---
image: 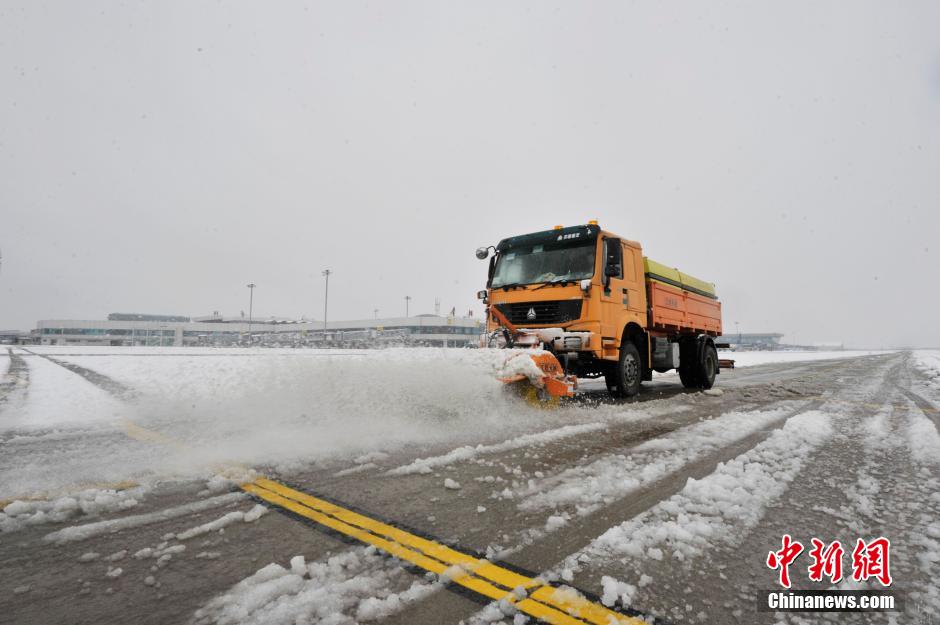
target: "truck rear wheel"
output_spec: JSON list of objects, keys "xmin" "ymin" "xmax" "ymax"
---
[
  {"xmin": 607, "ymin": 342, "xmax": 641, "ymax": 398},
  {"xmin": 678, "ymin": 339, "xmax": 717, "ymax": 390},
  {"xmin": 678, "ymin": 339, "xmax": 699, "ymax": 389},
  {"xmin": 699, "ymin": 344, "xmax": 718, "ymax": 390}
]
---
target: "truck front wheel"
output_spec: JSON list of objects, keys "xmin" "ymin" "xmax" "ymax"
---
[{"xmin": 607, "ymin": 342, "xmax": 641, "ymax": 398}]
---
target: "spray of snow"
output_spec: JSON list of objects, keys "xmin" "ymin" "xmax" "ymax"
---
[
  {"xmin": 2, "ymin": 348, "xmax": 582, "ymax": 501},
  {"xmin": 2, "ymin": 346, "xmax": 690, "ymax": 519}
]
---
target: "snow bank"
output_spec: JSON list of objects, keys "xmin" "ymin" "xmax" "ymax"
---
[{"xmin": 193, "ymin": 546, "xmax": 438, "ymax": 625}]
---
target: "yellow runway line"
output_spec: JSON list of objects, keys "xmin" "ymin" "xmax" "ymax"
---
[
  {"xmin": 244, "ymin": 478, "xmax": 645, "ymax": 625},
  {"xmin": 119, "ymin": 417, "xmax": 188, "ymax": 449}
]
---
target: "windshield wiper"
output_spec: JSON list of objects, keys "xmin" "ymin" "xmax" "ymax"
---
[
  {"xmin": 534, "ymin": 278, "xmax": 572, "ymax": 290},
  {"xmin": 496, "ymin": 283, "xmax": 528, "ymax": 291}
]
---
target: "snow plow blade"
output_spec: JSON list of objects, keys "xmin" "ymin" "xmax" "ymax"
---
[{"xmin": 497, "ymin": 352, "xmax": 577, "ymax": 405}]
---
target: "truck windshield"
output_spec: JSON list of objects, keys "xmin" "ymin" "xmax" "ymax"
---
[{"xmin": 491, "ymin": 240, "xmax": 596, "ymax": 287}]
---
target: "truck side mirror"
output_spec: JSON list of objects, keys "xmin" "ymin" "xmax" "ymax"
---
[{"xmin": 603, "ymin": 238, "xmax": 622, "ymax": 281}]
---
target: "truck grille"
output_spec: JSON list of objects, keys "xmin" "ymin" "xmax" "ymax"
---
[{"xmin": 495, "ymin": 300, "xmax": 583, "ymax": 325}]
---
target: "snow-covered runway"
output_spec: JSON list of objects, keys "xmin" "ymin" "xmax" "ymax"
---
[{"xmin": 1, "ymin": 347, "xmax": 937, "ymax": 624}]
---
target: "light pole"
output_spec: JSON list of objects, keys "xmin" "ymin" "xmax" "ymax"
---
[
  {"xmin": 735, "ymin": 321, "xmax": 741, "ymax": 346},
  {"xmin": 246, "ymin": 283, "xmax": 256, "ymax": 345},
  {"xmin": 404, "ymin": 295, "xmax": 411, "ymax": 317},
  {"xmin": 374, "ymin": 308, "xmax": 379, "ymax": 320},
  {"xmin": 322, "ymin": 269, "xmax": 332, "ymax": 334}
]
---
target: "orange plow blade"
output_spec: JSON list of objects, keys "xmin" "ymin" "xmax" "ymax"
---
[{"xmin": 497, "ymin": 351, "xmax": 577, "ymax": 405}]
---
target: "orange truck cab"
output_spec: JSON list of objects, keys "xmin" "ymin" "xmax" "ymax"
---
[{"xmin": 476, "ymin": 222, "xmax": 724, "ymax": 397}]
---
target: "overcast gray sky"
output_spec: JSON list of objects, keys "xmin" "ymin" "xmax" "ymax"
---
[{"xmin": 1, "ymin": 1, "xmax": 938, "ymax": 347}]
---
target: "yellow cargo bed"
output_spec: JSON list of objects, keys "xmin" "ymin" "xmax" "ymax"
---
[{"xmin": 643, "ymin": 258, "xmax": 716, "ymax": 298}]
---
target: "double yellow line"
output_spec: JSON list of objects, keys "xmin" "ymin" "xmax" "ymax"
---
[{"xmin": 244, "ymin": 477, "xmax": 643, "ymax": 625}]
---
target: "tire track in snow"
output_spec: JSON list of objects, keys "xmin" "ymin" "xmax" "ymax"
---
[
  {"xmin": 504, "ymin": 399, "xmax": 825, "ymax": 572},
  {"xmin": 20, "ymin": 348, "xmax": 138, "ymax": 401},
  {"xmin": 898, "ymin": 387, "xmax": 940, "ymax": 433},
  {"xmin": 549, "ymin": 409, "xmax": 837, "ymax": 625},
  {"xmin": 0, "ymin": 348, "xmax": 30, "ymax": 407},
  {"xmin": 385, "ymin": 399, "xmax": 827, "ymax": 625},
  {"xmin": 534, "ymin": 354, "xmax": 907, "ymax": 625},
  {"xmin": 772, "ymin": 357, "xmax": 940, "ymax": 623},
  {"xmin": 851, "ymin": 395, "xmax": 940, "ymax": 621}
]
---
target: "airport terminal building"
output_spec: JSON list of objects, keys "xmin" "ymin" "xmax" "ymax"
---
[
  {"xmin": 716, "ymin": 332, "xmax": 784, "ymax": 350},
  {"xmin": 35, "ymin": 313, "xmax": 483, "ymax": 348}
]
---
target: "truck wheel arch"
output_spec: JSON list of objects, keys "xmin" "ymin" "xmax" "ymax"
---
[{"xmin": 621, "ymin": 322, "xmax": 650, "ymax": 380}]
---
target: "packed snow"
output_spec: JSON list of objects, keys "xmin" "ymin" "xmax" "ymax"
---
[{"xmin": 193, "ymin": 546, "xmax": 439, "ymax": 625}]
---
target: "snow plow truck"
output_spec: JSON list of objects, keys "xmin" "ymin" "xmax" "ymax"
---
[{"xmin": 476, "ymin": 221, "xmax": 725, "ymax": 401}]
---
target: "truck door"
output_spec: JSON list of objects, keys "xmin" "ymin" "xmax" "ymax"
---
[
  {"xmin": 620, "ymin": 242, "xmax": 646, "ymax": 317},
  {"xmin": 599, "ymin": 237, "xmax": 627, "ymax": 341}
]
